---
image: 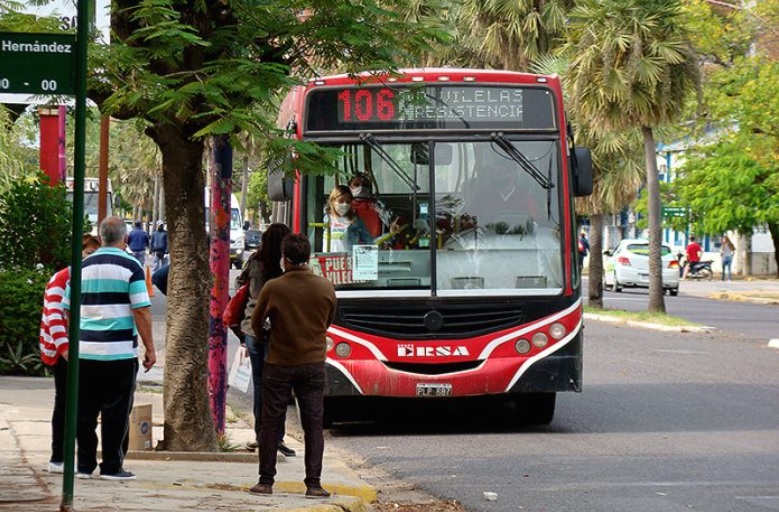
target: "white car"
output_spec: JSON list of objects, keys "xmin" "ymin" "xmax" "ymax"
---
[{"xmin": 603, "ymin": 239, "xmax": 681, "ymax": 296}]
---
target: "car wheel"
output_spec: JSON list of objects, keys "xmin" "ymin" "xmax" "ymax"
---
[
  {"xmin": 669, "ymin": 287, "xmax": 679, "ymax": 296},
  {"xmin": 613, "ymin": 272, "xmax": 622, "ymax": 292}
]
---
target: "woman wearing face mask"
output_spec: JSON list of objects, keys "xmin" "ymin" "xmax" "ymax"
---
[
  {"xmin": 348, "ymin": 174, "xmax": 386, "ymax": 237},
  {"xmin": 324, "ymin": 185, "xmax": 373, "ymax": 252},
  {"xmin": 235, "ymin": 223, "xmax": 296, "ymax": 457}
]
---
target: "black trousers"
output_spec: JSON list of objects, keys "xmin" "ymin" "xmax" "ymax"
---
[
  {"xmin": 77, "ymin": 358, "xmax": 137, "ymax": 475},
  {"xmin": 258, "ymin": 362, "xmax": 325, "ymax": 487},
  {"xmin": 50, "ymin": 357, "xmax": 68, "ymax": 463}
]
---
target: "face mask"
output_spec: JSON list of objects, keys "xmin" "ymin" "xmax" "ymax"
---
[
  {"xmin": 350, "ymin": 186, "xmax": 364, "ymax": 197},
  {"xmin": 334, "ymin": 203, "xmax": 351, "ymax": 216},
  {"xmin": 279, "ymin": 257, "xmax": 285, "ymax": 273}
]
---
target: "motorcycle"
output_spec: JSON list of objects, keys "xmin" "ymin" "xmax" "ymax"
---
[{"xmin": 685, "ymin": 260, "xmax": 714, "ymax": 280}]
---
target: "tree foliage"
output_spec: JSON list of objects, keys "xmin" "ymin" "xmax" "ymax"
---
[
  {"xmin": 675, "ymin": 139, "xmax": 778, "ymax": 235},
  {"xmin": 0, "ymin": 173, "xmax": 72, "ymax": 271}
]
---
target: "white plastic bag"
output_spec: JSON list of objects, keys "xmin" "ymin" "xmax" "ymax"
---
[{"xmin": 228, "ymin": 346, "xmax": 252, "ymax": 393}]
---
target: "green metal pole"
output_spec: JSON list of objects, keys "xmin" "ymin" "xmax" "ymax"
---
[{"xmin": 60, "ymin": 0, "xmax": 89, "ymax": 509}]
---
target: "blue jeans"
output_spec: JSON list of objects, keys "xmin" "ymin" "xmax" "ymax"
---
[
  {"xmin": 722, "ymin": 256, "xmax": 733, "ymax": 281},
  {"xmin": 244, "ymin": 335, "xmax": 285, "ymax": 443}
]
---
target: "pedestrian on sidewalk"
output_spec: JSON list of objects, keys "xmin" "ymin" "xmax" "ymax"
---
[
  {"xmin": 150, "ymin": 220, "xmax": 168, "ymax": 272},
  {"xmin": 128, "ymin": 220, "xmax": 149, "ymax": 266},
  {"xmin": 235, "ymin": 222, "xmax": 297, "ymax": 457},
  {"xmin": 63, "ymin": 216, "xmax": 157, "ymax": 481},
  {"xmin": 39, "ymin": 234, "xmax": 101, "ymax": 474},
  {"xmin": 249, "ymin": 233, "xmax": 336, "ymax": 498},
  {"xmin": 720, "ymin": 235, "xmax": 735, "ymax": 282},
  {"xmin": 578, "ymin": 230, "xmax": 590, "ymax": 274}
]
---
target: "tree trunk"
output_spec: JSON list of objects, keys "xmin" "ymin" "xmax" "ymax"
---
[
  {"xmin": 150, "ymin": 123, "xmax": 217, "ymax": 451},
  {"xmin": 642, "ymin": 126, "xmax": 666, "ymax": 314},
  {"xmin": 768, "ymin": 221, "xmax": 779, "ymax": 278},
  {"xmin": 587, "ymin": 213, "xmax": 604, "ymax": 309}
]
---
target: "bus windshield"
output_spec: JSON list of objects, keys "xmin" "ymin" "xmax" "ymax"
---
[{"xmin": 304, "ymin": 139, "xmax": 563, "ymax": 296}]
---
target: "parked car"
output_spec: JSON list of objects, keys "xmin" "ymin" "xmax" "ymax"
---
[
  {"xmin": 603, "ymin": 239, "xmax": 680, "ymax": 296},
  {"xmin": 244, "ymin": 229, "xmax": 262, "ymax": 251}
]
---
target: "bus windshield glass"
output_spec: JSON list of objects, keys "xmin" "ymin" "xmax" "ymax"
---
[{"xmin": 304, "ymin": 139, "xmax": 563, "ymax": 296}]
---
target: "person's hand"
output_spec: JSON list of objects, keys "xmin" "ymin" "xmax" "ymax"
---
[
  {"xmin": 390, "ymin": 217, "xmax": 401, "ymax": 234},
  {"xmin": 142, "ymin": 347, "xmax": 157, "ymax": 372}
]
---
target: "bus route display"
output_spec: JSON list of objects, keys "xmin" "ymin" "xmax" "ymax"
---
[{"xmin": 305, "ymin": 84, "xmax": 557, "ymax": 132}]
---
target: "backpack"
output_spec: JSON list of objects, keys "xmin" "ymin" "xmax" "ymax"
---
[{"xmin": 578, "ymin": 240, "xmax": 585, "ymax": 254}]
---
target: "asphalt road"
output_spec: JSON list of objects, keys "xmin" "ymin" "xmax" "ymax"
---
[
  {"xmin": 325, "ymin": 321, "xmax": 779, "ymax": 512},
  {"xmin": 580, "ymin": 276, "xmax": 779, "ymax": 342}
]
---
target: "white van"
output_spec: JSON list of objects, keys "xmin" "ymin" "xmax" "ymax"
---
[{"xmin": 204, "ymin": 188, "xmax": 244, "ymax": 269}]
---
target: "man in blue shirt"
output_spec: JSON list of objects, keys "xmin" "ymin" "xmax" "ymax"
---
[
  {"xmin": 127, "ymin": 220, "xmax": 149, "ymax": 266},
  {"xmin": 64, "ymin": 216, "xmax": 156, "ymax": 480}
]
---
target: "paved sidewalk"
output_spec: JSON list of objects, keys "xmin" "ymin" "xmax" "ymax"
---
[{"xmin": 0, "ymin": 376, "xmax": 375, "ymax": 511}]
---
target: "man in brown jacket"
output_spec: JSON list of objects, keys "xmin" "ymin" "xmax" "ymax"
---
[{"xmin": 249, "ymin": 233, "xmax": 337, "ymax": 499}]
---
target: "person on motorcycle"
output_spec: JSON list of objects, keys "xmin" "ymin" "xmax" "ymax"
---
[{"xmin": 682, "ymin": 236, "xmax": 703, "ymax": 280}]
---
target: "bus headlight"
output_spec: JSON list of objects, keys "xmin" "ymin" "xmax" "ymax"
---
[
  {"xmin": 549, "ymin": 322, "xmax": 566, "ymax": 340},
  {"xmin": 325, "ymin": 336, "xmax": 334, "ymax": 352},
  {"xmin": 514, "ymin": 339, "xmax": 531, "ymax": 354},
  {"xmin": 532, "ymin": 332, "xmax": 549, "ymax": 348},
  {"xmin": 334, "ymin": 342, "xmax": 352, "ymax": 358}
]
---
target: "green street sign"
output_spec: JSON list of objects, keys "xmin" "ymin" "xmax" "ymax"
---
[
  {"xmin": 0, "ymin": 32, "xmax": 76, "ymax": 95},
  {"xmin": 662, "ymin": 206, "xmax": 688, "ymax": 218}
]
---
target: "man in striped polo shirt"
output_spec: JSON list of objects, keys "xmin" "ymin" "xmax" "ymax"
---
[{"xmin": 64, "ymin": 216, "xmax": 156, "ymax": 480}]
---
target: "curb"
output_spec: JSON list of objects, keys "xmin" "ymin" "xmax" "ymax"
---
[
  {"xmin": 706, "ymin": 291, "xmax": 779, "ymax": 305},
  {"xmin": 125, "ymin": 449, "xmax": 261, "ymax": 463},
  {"xmin": 584, "ymin": 313, "xmax": 714, "ymax": 333}
]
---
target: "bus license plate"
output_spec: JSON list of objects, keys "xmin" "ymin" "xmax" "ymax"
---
[{"xmin": 416, "ymin": 384, "xmax": 452, "ymax": 397}]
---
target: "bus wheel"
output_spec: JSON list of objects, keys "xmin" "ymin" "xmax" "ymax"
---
[{"xmin": 515, "ymin": 393, "xmax": 556, "ymax": 425}]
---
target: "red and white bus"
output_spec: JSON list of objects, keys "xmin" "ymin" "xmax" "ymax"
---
[{"xmin": 270, "ymin": 68, "xmax": 592, "ymax": 425}]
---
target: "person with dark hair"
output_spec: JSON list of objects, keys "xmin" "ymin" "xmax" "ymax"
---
[
  {"xmin": 682, "ymin": 235, "xmax": 703, "ymax": 280},
  {"xmin": 348, "ymin": 173, "xmax": 386, "ymax": 237},
  {"xmin": 236, "ymin": 223, "xmax": 296, "ymax": 457},
  {"xmin": 127, "ymin": 220, "xmax": 149, "ymax": 266},
  {"xmin": 249, "ymin": 233, "xmax": 337, "ymax": 499},
  {"xmin": 39, "ymin": 234, "xmax": 101, "ymax": 474},
  {"xmin": 63, "ymin": 216, "xmax": 156, "ymax": 480},
  {"xmin": 150, "ymin": 220, "xmax": 168, "ymax": 272}
]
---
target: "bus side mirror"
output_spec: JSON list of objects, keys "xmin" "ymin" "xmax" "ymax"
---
[
  {"xmin": 573, "ymin": 147, "xmax": 593, "ymax": 197},
  {"xmin": 267, "ymin": 158, "xmax": 294, "ymax": 202}
]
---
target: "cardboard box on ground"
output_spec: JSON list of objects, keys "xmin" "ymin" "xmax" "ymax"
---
[{"xmin": 129, "ymin": 404, "xmax": 153, "ymax": 451}]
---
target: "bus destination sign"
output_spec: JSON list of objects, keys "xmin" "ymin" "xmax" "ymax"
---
[
  {"xmin": 0, "ymin": 32, "xmax": 76, "ymax": 95},
  {"xmin": 305, "ymin": 85, "xmax": 556, "ymax": 132}
]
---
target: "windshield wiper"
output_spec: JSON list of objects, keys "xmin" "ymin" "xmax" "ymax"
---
[
  {"xmin": 491, "ymin": 132, "xmax": 555, "ymax": 190},
  {"xmin": 360, "ymin": 134, "xmax": 420, "ymax": 191}
]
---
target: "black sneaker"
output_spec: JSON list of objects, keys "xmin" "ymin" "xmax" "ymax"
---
[
  {"xmin": 277, "ymin": 442, "xmax": 296, "ymax": 457},
  {"xmin": 99, "ymin": 469, "xmax": 136, "ymax": 481}
]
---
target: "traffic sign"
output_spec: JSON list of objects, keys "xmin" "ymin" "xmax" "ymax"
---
[
  {"xmin": 662, "ymin": 206, "xmax": 688, "ymax": 218},
  {"xmin": 0, "ymin": 32, "xmax": 76, "ymax": 95}
]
